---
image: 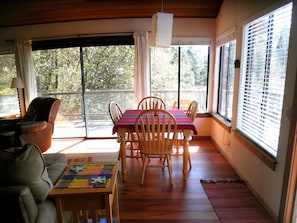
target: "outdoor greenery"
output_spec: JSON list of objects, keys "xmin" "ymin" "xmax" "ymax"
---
[
  {"xmin": 32, "ymin": 44, "xmax": 209, "ymax": 121},
  {"xmin": 33, "ymin": 45, "xmax": 135, "ymax": 121},
  {"xmin": 0, "ymin": 43, "xmax": 209, "ymax": 136},
  {"xmin": 0, "ymin": 54, "xmax": 19, "ymax": 115},
  {"xmin": 151, "ymin": 45, "xmax": 209, "ymax": 108},
  {"xmin": 0, "ymin": 54, "xmax": 16, "ymax": 96}
]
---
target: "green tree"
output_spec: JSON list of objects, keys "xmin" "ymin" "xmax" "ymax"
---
[{"xmin": 0, "ymin": 54, "xmax": 16, "ymax": 95}]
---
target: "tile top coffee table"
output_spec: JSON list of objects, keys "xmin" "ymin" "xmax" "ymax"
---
[{"xmin": 49, "ymin": 161, "xmax": 119, "ymax": 223}]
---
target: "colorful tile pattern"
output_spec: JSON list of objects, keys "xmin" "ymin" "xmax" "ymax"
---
[{"xmin": 55, "ymin": 164, "xmax": 116, "ymax": 188}]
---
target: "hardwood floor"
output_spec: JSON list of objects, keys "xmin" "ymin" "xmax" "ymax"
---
[
  {"xmin": 48, "ymin": 138, "xmax": 239, "ymax": 222},
  {"xmin": 117, "ymin": 139, "xmax": 239, "ymax": 223}
]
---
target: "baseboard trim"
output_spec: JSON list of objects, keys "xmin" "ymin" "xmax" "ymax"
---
[{"xmin": 192, "ymin": 135, "xmax": 210, "ymax": 140}]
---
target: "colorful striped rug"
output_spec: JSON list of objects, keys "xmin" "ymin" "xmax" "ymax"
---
[{"xmin": 201, "ymin": 179, "xmax": 275, "ymax": 223}]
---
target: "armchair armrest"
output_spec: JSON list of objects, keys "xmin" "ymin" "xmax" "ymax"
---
[
  {"xmin": 19, "ymin": 121, "xmax": 48, "ymax": 134},
  {"xmin": 0, "ymin": 118, "xmax": 21, "ymax": 132},
  {"xmin": 0, "ymin": 186, "xmax": 38, "ymax": 223}
]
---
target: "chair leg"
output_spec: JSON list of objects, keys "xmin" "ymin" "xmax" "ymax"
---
[
  {"xmin": 188, "ymin": 154, "xmax": 192, "ymax": 169},
  {"xmin": 166, "ymin": 155, "xmax": 173, "ymax": 185},
  {"xmin": 140, "ymin": 155, "xmax": 148, "ymax": 186},
  {"xmin": 132, "ymin": 142, "xmax": 140, "ymax": 159},
  {"xmin": 162, "ymin": 155, "xmax": 166, "ymax": 170},
  {"xmin": 175, "ymin": 140, "xmax": 180, "ymax": 154},
  {"xmin": 117, "ymin": 148, "xmax": 121, "ymax": 161}
]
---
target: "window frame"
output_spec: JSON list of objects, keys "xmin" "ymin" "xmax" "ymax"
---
[
  {"xmin": 0, "ymin": 53, "xmax": 20, "ymax": 117},
  {"xmin": 150, "ymin": 43, "xmax": 210, "ymax": 112},
  {"xmin": 236, "ymin": 2, "xmax": 293, "ymax": 158},
  {"xmin": 217, "ymin": 39, "xmax": 236, "ymax": 122},
  {"xmin": 32, "ymin": 35, "xmax": 135, "ymax": 138}
]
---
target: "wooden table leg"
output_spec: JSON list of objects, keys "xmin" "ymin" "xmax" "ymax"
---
[
  {"xmin": 113, "ymin": 183, "xmax": 120, "ymax": 222},
  {"xmin": 55, "ymin": 197, "xmax": 65, "ymax": 223},
  {"xmin": 183, "ymin": 130, "xmax": 192, "ymax": 181},
  {"xmin": 118, "ymin": 128, "xmax": 127, "ymax": 182},
  {"xmin": 105, "ymin": 194, "xmax": 113, "ymax": 223}
]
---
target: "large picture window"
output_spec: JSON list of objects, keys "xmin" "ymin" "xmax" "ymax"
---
[
  {"xmin": 31, "ymin": 37, "xmax": 209, "ymax": 138},
  {"xmin": 237, "ymin": 2, "xmax": 292, "ymax": 157},
  {"xmin": 0, "ymin": 53, "xmax": 20, "ymax": 117},
  {"xmin": 150, "ymin": 45, "xmax": 209, "ymax": 111}
]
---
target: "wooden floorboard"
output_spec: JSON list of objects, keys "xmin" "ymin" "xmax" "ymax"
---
[
  {"xmin": 117, "ymin": 139, "xmax": 238, "ymax": 223},
  {"xmin": 49, "ymin": 138, "xmax": 239, "ymax": 222}
]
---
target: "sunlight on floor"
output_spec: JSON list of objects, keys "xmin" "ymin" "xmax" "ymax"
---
[
  {"xmin": 46, "ymin": 138, "xmax": 199, "ymax": 156},
  {"xmin": 172, "ymin": 145, "xmax": 200, "ymax": 154},
  {"xmin": 45, "ymin": 138, "xmax": 120, "ymax": 154},
  {"xmin": 189, "ymin": 145, "xmax": 200, "ymax": 152}
]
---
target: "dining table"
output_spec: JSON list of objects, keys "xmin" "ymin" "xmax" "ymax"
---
[{"xmin": 113, "ymin": 109, "xmax": 198, "ymax": 182}]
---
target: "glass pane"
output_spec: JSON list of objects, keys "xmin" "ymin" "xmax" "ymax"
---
[
  {"xmin": 33, "ymin": 48, "xmax": 85, "ymax": 138},
  {"xmin": 180, "ymin": 45, "xmax": 209, "ymax": 112},
  {"xmin": 150, "ymin": 47, "xmax": 178, "ymax": 108},
  {"xmin": 0, "ymin": 53, "xmax": 20, "ymax": 117},
  {"xmin": 150, "ymin": 45, "xmax": 209, "ymax": 111},
  {"xmin": 218, "ymin": 40, "xmax": 236, "ymax": 121},
  {"xmin": 82, "ymin": 45, "xmax": 135, "ymax": 137}
]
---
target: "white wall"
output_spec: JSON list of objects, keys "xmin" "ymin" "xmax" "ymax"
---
[
  {"xmin": 213, "ymin": 0, "xmax": 297, "ymax": 220},
  {"xmin": 0, "ymin": 18, "xmax": 215, "ymax": 53}
]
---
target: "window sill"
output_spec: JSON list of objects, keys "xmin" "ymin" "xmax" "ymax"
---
[
  {"xmin": 211, "ymin": 113, "xmax": 231, "ymax": 132},
  {"xmin": 234, "ymin": 130, "xmax": 277, "ymax": 171}
]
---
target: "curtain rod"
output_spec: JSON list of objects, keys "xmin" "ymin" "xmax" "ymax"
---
[{"xmin": 6, "ymin": 32, "xmax": 135, "ymax": 43}]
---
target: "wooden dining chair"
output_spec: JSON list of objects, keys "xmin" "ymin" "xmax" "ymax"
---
[
  {"xmin": 172, "ymin": 99, "xmax": 193, "ymax": 110},
  {"xmin": 108, "ymin": 101, "xmax": 140, "ymax": 160},
  {"xmin": 134, "ymin": 109, "xmax": 177, "ymax": 185},
  {"xmin": 173, "ymin": 100, "xmax": 198, "ymax": 169},
  {"xmin": 137, "ymin": 96, "xmax": 167, "ymax": 163},
  {"xmin": 137, "ymin": 96, "xmax": 166, "ymax": 110}
]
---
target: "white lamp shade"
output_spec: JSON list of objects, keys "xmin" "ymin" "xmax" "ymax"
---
[
  {"xmin": 11, "ymin": 77, "xmax": 24, "ymax": 88},
  {"xmin": 151, "ymin": 12, "xmax": 173, "ymax": 48}
]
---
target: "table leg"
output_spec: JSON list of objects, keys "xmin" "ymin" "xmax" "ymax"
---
[
  {"xmin": 118, "ymin": 128, "xmax": 127, "ymax": 182},
  {"xmin": 55, "ymin": 197, "xmax": 65, "ymax": 223},
  {"xmin": 105, "ymin": 194, "xmax": 113, "ymax": 223},
  {"xmin": 113, "ymin": 183, "xmax": 120, "ymax": 222},
  {"xmin": 183, "ymin": 130, "xmax": 191, "ymax": 181}
]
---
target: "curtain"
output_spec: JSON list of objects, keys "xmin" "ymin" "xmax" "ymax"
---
[
  {"xmin": 133, "ymin": 32, "xmax": 150, "ymax": 105},
  {"xmin": 15, "ymin": 39, "xmax": 37, "ymax": 111}
]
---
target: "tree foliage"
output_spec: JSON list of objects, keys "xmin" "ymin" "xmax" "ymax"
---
[{"xmin": 0, "ymin": 54, "xmax": 16, "ymax": 95}]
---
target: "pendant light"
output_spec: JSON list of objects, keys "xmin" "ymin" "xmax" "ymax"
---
[{"xmin": 150, "ymin": 0, "xmax": 173, "ymax": 48}]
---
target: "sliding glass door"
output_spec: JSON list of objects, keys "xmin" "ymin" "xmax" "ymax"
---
[
  {"xmin": 32, "ymin": 37, "xmax": 209, "ymax": 139},
  {"xmin": 33, "ymin": 44, "xmax": 135, "ymax": 138},
  {"xmin": 33, "ymin": 47, "xmax": 86, "ymax": 137},
  {"xmin": 81, "ymin": 45, "xmax": 135, "ymax": 137}
]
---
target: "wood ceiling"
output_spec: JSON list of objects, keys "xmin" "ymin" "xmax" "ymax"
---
[{"xmin": 0, "ymin": 0, "xmax": 223, "ymax": 28}]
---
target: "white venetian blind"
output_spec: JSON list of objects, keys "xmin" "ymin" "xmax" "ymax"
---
[{"xmin": 237, "ymin": 2, "xmax": 292, "ymax": 157}]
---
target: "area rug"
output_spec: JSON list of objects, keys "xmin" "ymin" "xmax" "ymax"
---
[{"xmin": 200, "ymin": 178, "xmax": 275, "ymax": 223}]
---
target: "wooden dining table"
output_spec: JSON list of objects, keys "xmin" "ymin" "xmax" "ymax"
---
[{"xmin": 113, "ymin": 109, "xmax": 198, "ymax": 182}]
